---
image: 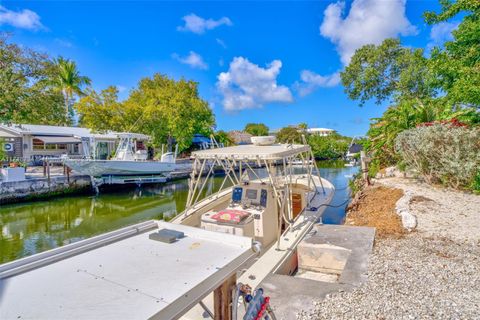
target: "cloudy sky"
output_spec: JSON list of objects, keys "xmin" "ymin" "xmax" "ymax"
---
[{"xmin": 0, "ymin": 1, "xmax": 456, "ymax": 136}]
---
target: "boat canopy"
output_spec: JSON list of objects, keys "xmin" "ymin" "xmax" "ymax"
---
[{"xmin": 191, "ymin": 143, "xmax": 311, "ymax": 160}]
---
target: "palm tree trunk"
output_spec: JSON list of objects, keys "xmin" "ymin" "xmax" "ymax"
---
[{"xmin": 63, "ymin": 90, "xmax": 70, "ymax": 125}]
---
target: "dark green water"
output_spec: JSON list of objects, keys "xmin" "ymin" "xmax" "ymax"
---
[{"xmin": 0, "ymin": 163, "xmax": 358, "ymax": 264}]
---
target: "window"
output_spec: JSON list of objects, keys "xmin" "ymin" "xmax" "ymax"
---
[{"xmin": 33, "ymin": 138, "xmax": 45, "ymax": 150}]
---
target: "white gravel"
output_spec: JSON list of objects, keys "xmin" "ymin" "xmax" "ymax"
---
[
  {"xmin": 378, "ymin": 178, "xmax": 480, "ymax": 243},
  {"xmin": 298, "ymin": 178, "xmax": 480, "ymax": 320},
  {"xmin": 298, "ymin": 235, "xmax": 480, "ymax": 320}
]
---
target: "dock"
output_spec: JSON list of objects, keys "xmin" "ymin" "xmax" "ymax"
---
[{"xmin": 260, "ymin": 224, "xmax": 375, "ymax": 319}]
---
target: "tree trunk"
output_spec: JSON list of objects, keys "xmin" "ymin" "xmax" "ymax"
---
[{"xmin": 63, "ymin": 90, "xmax": 70, "ymax": 125}]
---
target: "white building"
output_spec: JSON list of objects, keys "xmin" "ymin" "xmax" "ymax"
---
[
  {"xmin": 306, "ymin": 127, "xmax": 335, "ymax": 136},
  {"xmin": 0, "ymin": 124, "xmax": 149, "ymax": 162}
]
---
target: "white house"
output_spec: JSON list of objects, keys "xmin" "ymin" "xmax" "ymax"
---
[
  {"xmin": 0, "ymin": 124, "xmax": 149, "ymax": 162},
  {"xmin": 306, "ymin": 128, "xmax": 336, "ymax": 136}
]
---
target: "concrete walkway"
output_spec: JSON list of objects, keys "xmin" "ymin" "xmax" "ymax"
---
[{"xmin": 260, "ymin": 224, "xmax": 375, "ymax": 319}]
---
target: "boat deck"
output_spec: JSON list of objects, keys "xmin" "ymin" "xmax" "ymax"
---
[
  {"xmin": 0, "ymin": 221, "xmax": 255, "ymax": 320},
  {"xmin": 238, "ymin": 176, "xmax": 335, "ymax": 289}
]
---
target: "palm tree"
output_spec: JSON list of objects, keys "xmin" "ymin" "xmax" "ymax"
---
[{"xmin": 48, "ymin": 57, "xmax": 91, "ymax": 123}]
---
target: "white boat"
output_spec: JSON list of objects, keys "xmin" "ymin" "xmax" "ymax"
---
[
  {"xmin": 0, "ymin": 137, "xmax": 336, "ymax": 320},
  {"xmin": 65, "ymin": 134, "xmax": 177, "ymax": 177},
  {"xmin": 169, "ymin": 137, "xmax": 335, "ymax": 319}
]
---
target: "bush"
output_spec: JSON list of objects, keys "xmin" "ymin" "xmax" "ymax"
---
[
  {"xmin": 395, "ymin": 124, "xmax": 480, "ymax": 189},
  {"xmin": 308, "ymin": 134, "xmax": 350, "ymax": 160}
]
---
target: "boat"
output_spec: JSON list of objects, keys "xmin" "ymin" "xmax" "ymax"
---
[
  {"xmin": 0, "ymin": 137, "xmax": 336, "ymax": 320},
  {"xmin": 174, "ymin": 137, "xmax": 334, "ymax": 293},
  {"xmin": 65, "ymin": 134, "xmax": 177, "ymax": 177}
]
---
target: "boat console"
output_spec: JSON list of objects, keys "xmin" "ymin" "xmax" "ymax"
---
[{"xmin": 200, "ymin": 182, "xmax": 279, "ymax": 247}]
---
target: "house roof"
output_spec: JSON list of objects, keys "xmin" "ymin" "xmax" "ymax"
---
[
  {"xmin": 306, "ymin": 128, "xmax": 335, "ymax": 133},
  {"xmin": 0, "ymin": 124, "xmax": 149, "ymax": 140}
]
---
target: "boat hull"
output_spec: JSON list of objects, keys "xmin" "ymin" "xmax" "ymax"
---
[{"xmin": 65, "ymin": 160, "xmax": 177, "ymax": 177}]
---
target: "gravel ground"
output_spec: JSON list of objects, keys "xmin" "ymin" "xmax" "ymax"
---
[
  {"xmin": 298, "ymin": 178, "xmax": 480, "ymax": 320},
  {"xmin": 378, "ymin": 178, "xmax": 480, "ymax": 243},
  {"xmin": 298, "ymin": 235, "xmax": 480, "ymax": 320}
]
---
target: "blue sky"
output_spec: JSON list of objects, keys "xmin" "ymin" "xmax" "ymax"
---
[{"xmin": 0, "ymin": 0, "xmax": 454, "ymax": 136}]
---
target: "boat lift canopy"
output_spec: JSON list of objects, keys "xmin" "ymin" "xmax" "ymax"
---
[
  {"xmin": 0, "ymin": 221, "xmax": 256, "ymax": 320},
  {"xmin": 191, "ymin": 143, "xmax": 311, "ymax": 160},
  {"xmin": 185, "ymin": 142, "xmax": 325, "ymax": 222}
]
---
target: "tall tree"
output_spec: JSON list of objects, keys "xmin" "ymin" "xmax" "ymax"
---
[
  {"xmin": 48, "ymin": 57, "xmax": 91, "ymax": 123},
  {"xmin": 77, "ymin": 74, "xmax": 216, "ymax": 150},
  {"xmin": 244, "ymin": 123, "xmax": 269, "ymax": 136},
  {"xmin": 425, "ymin": 0, "xmax": 480, "ymax": 108},
  {"xmin": 276, "ymin": 127, "xmax": 302, "ymax": 143},
  {"xmin": 125, "ymin": 74, "xmax": 215, "ymax": 150},
  {"xmin": 76, "ymin": 86, "xmax": 127, "ymax": 131},
  {"xmin": 341, "ymin": 38, "xmax": 436, "ymax": 108},
  {"xmin": 0, "ymin": 35, "xmax": 67, "ymax": 125}
]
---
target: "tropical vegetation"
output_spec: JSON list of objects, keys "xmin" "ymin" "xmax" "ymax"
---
[
  {"xmin": 76, "ymin": 74, "xmax": 215, "ymax": 151},
  {"xmin": 0, "ymin": 35, "xmax": 67, "ymax": 125},
  {"xmin": 341, "ymin": 0, "xmax": 480, "ymax": 190},
  {"xmin": 244, "ymin": 123, "xmax": 269, "ymax": 136},
  {"xmin": 396, "ymin": 122, "xmax": 480, "ymax": 189},
  {"xmin": 46, "ymin": 57, "xmax": 91, "ymax": 122}
]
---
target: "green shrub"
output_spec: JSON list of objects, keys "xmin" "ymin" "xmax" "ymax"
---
[
  {"xmin": 471, "ymin": 170, "xmax": 480, "ymax": 193},
  {"xmin": 308, "ymin": 134, "xmax": 350, "ymax": 160},
  {"xmin": 395, "ymin": 124, "xmax": 480, "ymax": 189}
]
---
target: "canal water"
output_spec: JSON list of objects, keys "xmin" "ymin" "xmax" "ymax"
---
[{"xmin": 0, "ymin": 162, "xmax": 358, "ymax": 264}]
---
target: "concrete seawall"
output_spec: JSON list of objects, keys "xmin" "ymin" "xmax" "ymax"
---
[{"xmin": 0, "ymin": 175, "xmax": 93, "ymax": 204}]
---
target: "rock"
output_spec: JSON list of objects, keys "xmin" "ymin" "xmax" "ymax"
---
[{"xmin": 395, "ymin": 190, "xmax": 417, "ymax": 231}]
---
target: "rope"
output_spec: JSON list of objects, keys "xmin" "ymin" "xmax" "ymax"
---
[{"xmin": 308, "ymin": 197, "xmax": 351, "ymax": 211}]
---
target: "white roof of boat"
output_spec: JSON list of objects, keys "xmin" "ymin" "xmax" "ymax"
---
[
  {"xmin": 0, "ymin": 221, "xmax": 254, "ymax": 320},
  {"xmin": 192, "ymin": 143, "xmax": 311, "ymax": 160}
]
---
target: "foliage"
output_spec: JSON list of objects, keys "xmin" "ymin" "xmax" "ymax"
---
[
  {"xmin": 76, "ymin": 86, "xmax": 127, "ymax": 131},
  {"xmin": 76, "ymin": 74, "xmax": 215, "ymax": 151},
  {"xmin": 366, "ymin": 98, "xmax": 479, "ymax": 168},
  {"xmin": 308, "ymin": 133, "xmax": 350, "ymax": 160},
  {"xmin": 0, "ymin": 35, "xmax": 67, "ymax": 125},
  {"xmin": 214, "ymin": 130, "xmax": 233, "ymax": 146},
  {"xmin": 395, "ymin": 124, "xmax": 480, "ymax": 189},
  {"xmin": 471, "ymin": 169, "xmax": 480, "ymax": 193},
  {"xmin": 47, "ymin": 56, "xmax": 91, "ymax": 122},
  {"xmin": 244, "ymin": 123, "xmax": 269, "ymax": 136},
  {"xmin": 341, "ymin": 38, "xmax": 436, "ymax": 108},
  {"xmin": 425, "ymin": 0, "xmax": 480, "ymax": 108},
  {"xmin": 276, "ymin": 127, "xmax": 302, "ymax": 144},
  {"xmin": 0, "ymin": 139, "xmax": 6, "ymax": 160}
]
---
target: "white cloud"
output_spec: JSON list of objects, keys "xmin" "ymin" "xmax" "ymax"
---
[
  {"xmin": 117, "ymin": 85, "xmax": 127, "ymax": 93},
  {"xmin": 294, "ymin": 70, "xmax": 340, "ymax": 96},
  {"xmin": 216, "ymin": 38, "xmax": 227, "ymax": 49},
  {"xmin": 217, "ymin": 57, "xmax": 293, "ymax": 111},
  {"xmin": 320, "ymin": 0, "xmax": 417, "ymax": 65},
  {"xmin": 177, "ymin": 13, "xmax": 232, "ymax": 34},
  {"xmin": 54, "ymin": 38, "xmax": 73, "ymax": 48},
  {"xmin": 172, "ymin": 51, "xmax": 208, "ymax": 70},
  {"xmin": 0, "ymin": 5, "xmax": 44, "ymax": 30},
  {"xmin": 429, "ymin": 21, "xmax": 459, "ymax": 48}
]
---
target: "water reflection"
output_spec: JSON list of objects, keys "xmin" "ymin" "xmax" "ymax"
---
[{"xmin": 0, "ymin": 162, "xmax": 357, "ymax": 264}]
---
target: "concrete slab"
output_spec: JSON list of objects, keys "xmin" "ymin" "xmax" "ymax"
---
[{"xmin": 259, "ymin": 224, "xmax": 375, "ymax": 319}]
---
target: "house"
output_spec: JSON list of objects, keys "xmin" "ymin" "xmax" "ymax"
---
[
  {"xmin": 228, "ymin": 130, "xmax": 252, "ymax": 145},
  {"xmin": 0, "ymin": 124, "xmax": 149, "ymax": 162},
  {"xmin": 306, "ymin": 127, "xmax": 335, "ymax": 136}
]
